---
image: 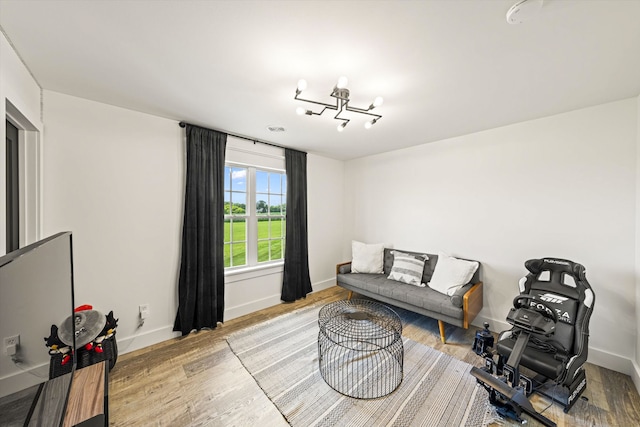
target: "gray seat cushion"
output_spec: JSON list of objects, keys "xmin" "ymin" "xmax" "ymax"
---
[{"xmin": 337, "ymin": 273, "xmax": 465, "ymax": 320}]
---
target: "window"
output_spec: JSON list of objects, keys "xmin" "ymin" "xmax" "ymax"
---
[
  {"xmin": 256, "ymin": 170, "xmax": 286, "ymax": 263},
  {"xmin": 224, "ymin": 164, "xmax": 286, "ymax": 269}
]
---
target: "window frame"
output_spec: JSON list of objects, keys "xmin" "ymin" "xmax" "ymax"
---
[
  {"xmin": 3, "ymin": 101, "xmax": 43, "ymax": 255},
  {"xmin": 223, "ymin": 165, "xmax": 249, "ymax": 268},
  {"xmin": 224, "ymin": 162, "xmax": 286, "ymax": 272}
]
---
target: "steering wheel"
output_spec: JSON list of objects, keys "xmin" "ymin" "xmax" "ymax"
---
[{"xmin": 512, "ymin": 295, "xmax": 559, "ymax": 324}]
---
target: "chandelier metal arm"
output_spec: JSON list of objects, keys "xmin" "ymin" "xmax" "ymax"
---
[
  {"xmin": 294, "ymin": 77, "xmax": 383, "ymax": 130},
  {"xmin": 333, "ymin": 102, "xmax": 349, "ymax": 126},
  {"xmin": 345, "ymin": 106, "xmax": 382, "ymax": 121},
  {"xmin": 294, "ymin": 93, "xmax": 338, "ymax": 114},
  {"xmin": 295, "ymin": 94, "xmax": 380, "ymax": 121}
]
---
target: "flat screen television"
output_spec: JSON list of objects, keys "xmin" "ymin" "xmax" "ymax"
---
[{"xmin": 0, "ymin": 232, "xmax": 76, "ymax": 426}]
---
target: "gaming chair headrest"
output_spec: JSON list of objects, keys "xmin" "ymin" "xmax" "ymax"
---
[{"xmin": 525, "ymin": 258, "xmax": 587, "ymax": 282}]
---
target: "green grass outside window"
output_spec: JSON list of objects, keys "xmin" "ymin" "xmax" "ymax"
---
[{"xmin": 224, "ymin": 219, "xmax": 285, "ymax": 267}]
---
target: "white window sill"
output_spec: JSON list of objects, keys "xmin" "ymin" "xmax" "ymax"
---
[{"xmin": 225, "ymin": 262, "xmax": 284, "ymax": 283}]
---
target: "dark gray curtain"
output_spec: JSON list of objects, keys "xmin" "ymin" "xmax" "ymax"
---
[
  {"xmin": 281, "ymin": 148, "xmax": 312, "ymax": 302},
  {"xmin": 174, "ymin": 125, "xmax": 227, "ymax": 336}
]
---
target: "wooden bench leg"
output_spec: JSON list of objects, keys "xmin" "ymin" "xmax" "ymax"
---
[
  {"xmin": 438, "ymin": 320, "xmax": 447, "ymax": 344},
  {"xmin": 347, "ymin": 291, "xmax": 353, "ymax": 300}
]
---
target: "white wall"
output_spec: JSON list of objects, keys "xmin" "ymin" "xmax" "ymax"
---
[
  {"xmin": 308, "ymin": 153, "xmax": 346, "ymax": 287},
  {"xmin": 344, "ymin": 99, "xmax": 638, "ymax": 374},
  {"xmin": 42, "ymin": 90, "xmax": 184, "ymax": 352},
  {"xmin": 41, "ymin": 90, "xmax": 345, "ymax": 353}
]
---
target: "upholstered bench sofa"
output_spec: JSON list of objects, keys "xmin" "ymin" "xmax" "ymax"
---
[{"xmin": 336, "ymin": 246, "xmax": 483, "ymax": 343}]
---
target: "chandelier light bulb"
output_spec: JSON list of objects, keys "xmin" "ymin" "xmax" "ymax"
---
[
  {"xmin": 337, "ymin": 122, "xmax": 347, "ymax": 132},
  {"xmin": 297, "ymin": 79, "xmax": 308, "ymax": 92},
  {"xmin": 364, "ymin": 121, "xmax": 373, "ymax": 129},
  {"xmin": 296, "ymin": 107, "xmax": 306, "ymax": 116},
  {"xmin": 373, "ymin": 96, "xmax": 384, "ymax": 107},
  {"xmin": 336, "ymin": 76, "xmax": 348, "ymax": 89}
]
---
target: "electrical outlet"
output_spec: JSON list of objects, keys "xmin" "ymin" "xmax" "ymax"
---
[
  {"xmin": 139, "ymin": 304, "xmax": 150, "ymax": 320},
  {"xmin": 4, "ymin": 334, "xmax": 20, "ymax": 356}
]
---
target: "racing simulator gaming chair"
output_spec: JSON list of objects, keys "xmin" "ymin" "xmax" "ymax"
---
[{"xmin": 471, "ymin": 257, "xmax": 595, "ymax": 426}]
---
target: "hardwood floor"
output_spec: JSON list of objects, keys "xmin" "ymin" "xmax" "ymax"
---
[{"xmin": 109, "ymin": 287, "xmax": 640, "ymax": 426}]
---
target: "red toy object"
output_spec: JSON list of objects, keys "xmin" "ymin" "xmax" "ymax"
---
[{"xmin": 75, "ymin": 304, "xmax": 93, "ymax": 312}]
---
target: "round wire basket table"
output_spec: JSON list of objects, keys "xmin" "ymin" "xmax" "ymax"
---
[{"xmin": 318, "ymin": 299, "xmax": 403, "ymax": 399}]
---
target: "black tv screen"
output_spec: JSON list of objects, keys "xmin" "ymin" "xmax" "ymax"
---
[{"xmin": 0, "ymin": 232, "xmax": 76, "ymax": 426}]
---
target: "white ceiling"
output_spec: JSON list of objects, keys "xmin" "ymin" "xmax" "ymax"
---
[{"xmin": 1, "ymin": 0, "xmax": 639, "ymax": 160}]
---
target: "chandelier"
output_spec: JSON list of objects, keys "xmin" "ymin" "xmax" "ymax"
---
[{"xmin": 294, "ymin": 76, "xmax": 383, "ymax": 131}]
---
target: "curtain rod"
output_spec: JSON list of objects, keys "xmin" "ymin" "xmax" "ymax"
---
[{"xmin": 179, "ymin": 121, "xmax": 289, "ymax": 151}]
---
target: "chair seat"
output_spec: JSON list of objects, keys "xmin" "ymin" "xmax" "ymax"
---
[{"xmin": 497, "ymin": 335, "xmax": 564, "ymax": 380}]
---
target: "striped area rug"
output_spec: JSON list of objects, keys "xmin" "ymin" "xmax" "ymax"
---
[{"xmin": 226, "ymin": 303, "xmax": 498, "ymax": 427}]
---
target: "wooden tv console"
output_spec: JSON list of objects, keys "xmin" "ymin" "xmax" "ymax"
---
[{"xmin": 28, "ymin": 361, "xmax": 108, "ymax": 426}]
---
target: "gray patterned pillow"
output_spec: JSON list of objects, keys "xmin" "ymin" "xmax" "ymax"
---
[{"xmin": 387, "ymin": 251, "xmax": 429, "ymax": 287}]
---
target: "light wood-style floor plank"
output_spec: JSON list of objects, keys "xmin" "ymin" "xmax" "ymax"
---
[{"xmin": 109, "ymin": 286, "xmax": 640, "ymax": 426}]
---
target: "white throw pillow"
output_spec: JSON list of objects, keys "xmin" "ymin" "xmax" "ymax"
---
[
  {"xmin": 428, "ymin": 252, "xmax": 479, "ymax": 296},
  {"xmin": 351, "ymin": 241, "xmax": 384, "ymax": 274},
  {"xmin": 388, "ymin": 251, "xmax": 428, "ymax": 287}
]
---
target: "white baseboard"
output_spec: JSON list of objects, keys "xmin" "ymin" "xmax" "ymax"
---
[
  {"xmin": 587, "ymin": 346, "xmax": 635, "ymax": 376},
  {"xmin": 472, "ymin": 313, "xmax": 636, "ymax": 378},
  {"xmin": 117, "ymin": 324, "xmax": 180, "ymax": 355},
  {"xmin": 0, "ymin": 362, "xmax": 49, "ymax": 399},
  {"xmin": 312, "ymin": 278, "xmax": 335, "ymax": 292},
  {"xmin": 118, "ymin": 298, "xmax": 289, "ymax": 356},
  {"xmin": 631, "ymin": 360, "xmax": 640, "ymax": 396},
  {"xmin": 224, "ymin": 277, "xmax": 336, "ymax": 322},
  {"xmin": 225, "ymin": 293, "xmax": 284, "ymax": 321}
]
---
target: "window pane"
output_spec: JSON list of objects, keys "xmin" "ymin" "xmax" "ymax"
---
[
  {"xmin": 282, "ymin": 175, "xmax": 287, "ymax": 193},
  {"xmin": 231, "ymin": 243, "xmax": 246, "ymax": 266},
  {"xmin": 233, "ymin": 219, "xmax": 246, "ymax": 241},
  {"xmin": 270, "ymin": 174, "xmax": 281, "ymax": 193},
  {"xmin": 231, "ymin": 192, "xmax": 246, "ymax": 214},
  {"xmin": 256, "ymin": 194, "xmax": 269, "ymax": 215},
  {"xmin": 271, "ymin": 219, "xmax": 283, "ymax": 238},
  {"xmin": 257, "ymin": 240, "xmax": 269, "ymax": 263},
  {"xmin": 256, "ymin": 170, "xmax": 269, "ymax": 193},
  {"xmin": 231, "ymin": 167, "xmax": 247, "ymax": 191},
  {"xmin": 270, "ymin": 239, "xmax": 283, "ymax": 260},
  {"xmin": 257, "ymin": 219, "xmax": 269, "ymax": 239},
  {"xmin": 269, "ymin": 195, "xmax": 282, "ymax": 214}
]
